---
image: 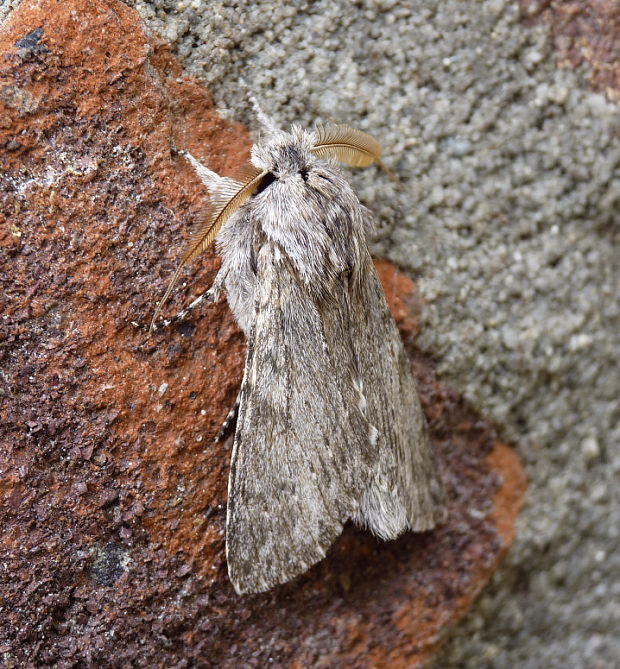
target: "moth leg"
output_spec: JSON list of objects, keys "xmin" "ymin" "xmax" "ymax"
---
[
  {"xmin": 215, "ymin": 393, "xmax": 240, "ymax": 443},
  {"xmin": 149, "ymin": 287, "xmax": 213, "ymax": 332},
  {"xmin": 150, "ymin": 269, "xmax": 227, "ymax": 332}
]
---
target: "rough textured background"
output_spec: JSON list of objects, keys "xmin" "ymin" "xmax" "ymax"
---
[
  {"xmin": 0, "ymin": 1, "xmax": 527, "ymax": 667},
  {"xmin": 55, "ymin": 0, "xmax": 619, "ymax": 667},
  {"xmin": 522, "ymin": 0, "xmax": 620, "ymax": 101}
]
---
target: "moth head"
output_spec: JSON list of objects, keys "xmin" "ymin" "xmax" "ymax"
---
[
  {"xmin": 251, "ymin": 125, "xmax": 315, "ymax": 180},
  {"xmin": 251, "ymin": 124, "xmax": 385, "ymax": 183}
]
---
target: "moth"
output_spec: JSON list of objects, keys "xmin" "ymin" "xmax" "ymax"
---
[{"xmin": 151, "ymin": 121, "xmax": 446, "ymax": 595}]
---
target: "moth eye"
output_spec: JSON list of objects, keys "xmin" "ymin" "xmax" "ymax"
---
[
  {"xmin": 254, "ymin": 171, "xmax": 277, "ymax": 195},
  {"xmin": 299, "ymin": 169, "xmax": 309, "ymax": 182}
]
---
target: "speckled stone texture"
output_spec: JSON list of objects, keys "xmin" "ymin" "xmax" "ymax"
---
[
  {"xmin": 521, "ymin": 0, "xmax": 620, "ymax": 100},
  {"xmin": 0, "ymin": 1, "xmax": 528, "ymax": 666}
]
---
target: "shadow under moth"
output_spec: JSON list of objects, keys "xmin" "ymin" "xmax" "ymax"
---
[{"xmin": 151, "ymin": 121, "xmax": 446, "ymax": 595}]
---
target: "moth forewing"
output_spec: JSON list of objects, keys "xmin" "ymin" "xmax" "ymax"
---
[
  {"xmin": 225, "ymin": 241, "xmax": 375, "ymax": 594},
  {"xmin": 158, "ymin": 122, "xmax": 445, "ymax": 595}
]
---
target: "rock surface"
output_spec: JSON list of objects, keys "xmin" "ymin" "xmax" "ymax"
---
[
  {"xmin": 521, "ymin": 0, "xmax": 620, "ymax": 100},
  {"xmin": 0, "ymin": 1, "xmax": 527, "ymax": 667},
  {"xmin": 117, "ymin": 2, "xmax": 619, "ymax": 667}
]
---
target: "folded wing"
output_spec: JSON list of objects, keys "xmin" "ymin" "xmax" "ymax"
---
[{"xmin": 226, "ymin": 241, "xmax": 375, "ymax": 595}]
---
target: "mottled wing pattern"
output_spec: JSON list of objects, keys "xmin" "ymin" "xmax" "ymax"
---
[
  {"xmin": 350, "ymin": 255, "xmax": 446, "ymax": 538},
  {"xmin": 226, "ymin": 241, "xmax": 375, "ymax": 595}
]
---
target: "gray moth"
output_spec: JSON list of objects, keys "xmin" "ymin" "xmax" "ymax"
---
[{"xmin": 151, "ymin": 121, "xmax": 446, "ymax": 595}]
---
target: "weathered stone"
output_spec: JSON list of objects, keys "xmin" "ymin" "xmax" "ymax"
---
[{"xmin": 520, "ymin": 0, "xmax": 620, "ymax": 100}]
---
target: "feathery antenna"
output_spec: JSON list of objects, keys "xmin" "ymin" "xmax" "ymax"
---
[
  {"xmin": 311, "ymin": 124, "xmax": 398, "ymax": 182},
  {"xmin": 149, "ymin": 164, "xmax": 266, "ymax": 331}
]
